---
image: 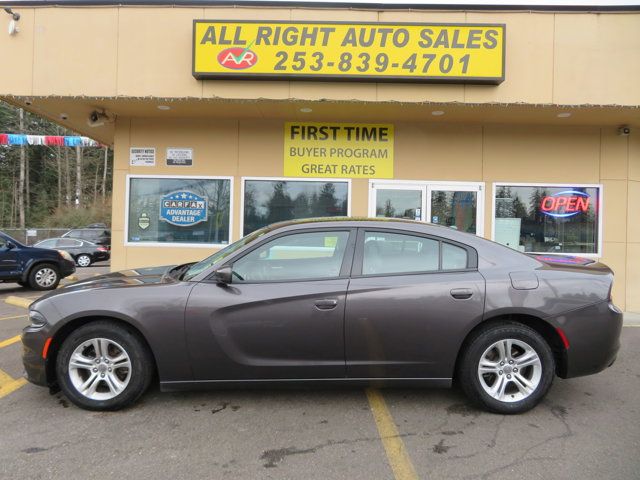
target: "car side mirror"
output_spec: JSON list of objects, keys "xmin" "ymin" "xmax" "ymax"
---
[
  {"xmin": 213, "ymin": 266, "xmax": 233, "ymax": 285},
  {"xmin": 5, "ymin": 241, "xmax": 15, "ymax": 250}
]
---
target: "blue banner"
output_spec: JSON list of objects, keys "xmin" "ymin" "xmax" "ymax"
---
[{"xmin": 159, "ymin": 191, "xmax": 208, "ymax": 227}]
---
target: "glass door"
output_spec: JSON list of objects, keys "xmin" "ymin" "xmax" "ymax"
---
[
  {"xmin": 371, "ymin": 182, "xmax": 484, "ymax": 236},
  {"xmin": 427, "ymin": 185, "xmax": 482, "ymax": 235},
  {"xmin": 370, "ymin": 183, "xmax": 426, "ymax": 221}
]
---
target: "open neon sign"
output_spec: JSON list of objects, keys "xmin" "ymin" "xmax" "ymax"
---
[{"xmin": 540, "ymin": 190, "xmax": 591, "ymax": 218}]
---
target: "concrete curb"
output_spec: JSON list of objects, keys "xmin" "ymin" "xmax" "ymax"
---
[
  {"xmin": 4, "ymin": 296, "xmax": 32, "ymax": 310},
  {"xmin": 66, "ymin": 275, "xmax": 79, "ymax": 281},
  {"xmin": 624, "ymin": 312, "xmax": 640, "ymax": 326}
]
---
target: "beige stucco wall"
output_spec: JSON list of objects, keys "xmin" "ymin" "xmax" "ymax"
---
[
  {"xmin": 111, "ymin": 118, "xmax": 637, "ymax": 311},
  {"xmin": 1, "ymin": 7, "xmax": 639, "ymax": 106}
]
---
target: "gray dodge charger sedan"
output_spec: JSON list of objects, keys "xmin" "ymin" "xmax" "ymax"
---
[{"xmin": 22, "ymin": 218, "xmax": 622, "ymax": 413}]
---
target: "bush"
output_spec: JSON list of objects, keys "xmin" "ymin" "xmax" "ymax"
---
[{"xmin": 43, "ymin": 198, "xmax": 112, "ymax": 228}]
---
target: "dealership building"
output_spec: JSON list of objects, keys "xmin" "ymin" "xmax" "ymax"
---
[{"xmin": 0, "ymin": 0, "xmax": 639, "ymax": 310}]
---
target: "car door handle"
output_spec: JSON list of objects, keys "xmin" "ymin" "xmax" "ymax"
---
[
  {"xmin": 314, "ymin": 299, "xmax": 338, "ymax": 310},
  {"xmin": 450, "ymin": 288, "xmax": 473, "ymax": 300}
]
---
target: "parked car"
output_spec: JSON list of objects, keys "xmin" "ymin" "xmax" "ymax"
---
[
  {"xmin": 34, "ymin": 238, "xmax": 110, "ymax": 267},
  {"xmin": 62, "ymin": 228, "xmax": 110, "ymax": 248},
  {"xmin": 0, "ymin": 231, "xmax": 76, "ymax": 290},
  {"xmin": 22, "ymin": 218, "xmax": 622, "ymax": 413}
]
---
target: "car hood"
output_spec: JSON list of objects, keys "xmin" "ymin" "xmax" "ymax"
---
[{"xmin": 60, "ymin": 265, "xmax": 177, "ymax": 291}]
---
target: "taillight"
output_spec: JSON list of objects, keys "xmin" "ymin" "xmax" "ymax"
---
[{"xmin": 97, "ymin": 246, "xmax": 108, "ymax": 252}]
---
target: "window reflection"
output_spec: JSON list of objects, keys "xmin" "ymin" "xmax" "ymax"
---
[{"xmin": 243, "ymin": 180, "xmax": 349, "ymax": 235}]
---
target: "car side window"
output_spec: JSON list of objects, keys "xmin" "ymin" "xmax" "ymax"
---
[
  {"xmin": 38, "ymin": 239, "xmax": 57, "ymax": 248},
  {"xmin": 362, "ymin": 231, "xmax": 439, "ymax": 275},
  {"xmin": 442, "ymin": 242, "xmax": 468, "ymax": 270},
  {"xmin": 57, "ymin": 239, "xmax": 79, "ymax": 248},
  {"xmin": 232, "ymin": 231, "xmax": 350, "ymax": 282},
  {"xmin": 0, "ymin": 237, "xmax": 6, "ymax": 249}
]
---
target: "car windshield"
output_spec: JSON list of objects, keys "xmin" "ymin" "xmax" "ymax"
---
[
  {"xmin": 1, "ymin": 232, "xmax": 24, "ymax": 247},
  {"xmin": 182, "ymin": 227, "xmax": 270, "ymax": 281}
]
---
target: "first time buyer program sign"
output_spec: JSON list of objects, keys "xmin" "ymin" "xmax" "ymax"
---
[
  {"xmin": 193, "ymin": 21, "xmax": 505, "ymax": 83},
  {"xmin": 284, "ymin": 123, "xmax": 394, "ymax": 178}
]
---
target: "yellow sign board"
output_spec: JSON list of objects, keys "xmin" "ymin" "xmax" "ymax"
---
[
  {"xmin": 284, "ymin": 123, "xmax": 394, "ymax": 178},
  {"xmin": 193, "ymin": 21, "xmax": 505, "ymax": 83}
]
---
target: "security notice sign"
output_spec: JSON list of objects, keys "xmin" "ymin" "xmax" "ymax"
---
[
  {"xmin": 130, "ymin": 148, "xmax": 156, "ymax": 167},
  {"xmin": 284, "ymin": 123, "xmax": 394, "ymax": 178},
  {"xmin": 193, "ymin": 21, "xmax": 505, "ymax": 84}
]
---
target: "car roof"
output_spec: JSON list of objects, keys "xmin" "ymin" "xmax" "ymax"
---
[{"xmin": 266, "ymin": 216, "xmax": 444, "ymax": 229}]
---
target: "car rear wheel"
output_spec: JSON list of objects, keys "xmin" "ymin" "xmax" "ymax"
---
[
  {"xmin": 76, "ymin": 254, "xmax": 92, "ymax": 267},
  {"xmin": 28, "ymin": 263, "xmax": 60, "ymax": 290},
  {"xmin": 56, "ymin": 321, "xmax": 154, "ymax": 411},
  {"xmin": 458, "ymin": 323, "xmax": 555, "ymax": 414}
]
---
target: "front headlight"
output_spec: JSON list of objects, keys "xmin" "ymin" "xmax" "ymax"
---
[
  {"xmin": 29, "ymin": 310, "xmax": 47, "ymax": 328},
  {"xmin": 57, "ymin": 250, "xmax": 74, "ymax": 262}
]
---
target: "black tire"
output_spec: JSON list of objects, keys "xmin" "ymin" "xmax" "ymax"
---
[
  {"xmin": 28, "ymin": 263, "xmax": 60, "ymax": 290},
  {"xmin": 458, "ymin": 322, "xmax": 555, "ymax": 414},
  {"xmin": 55, "ymin": 320, "xmax": 154, "ymax": 411},
  {"xmin": 76, "ymin": 254, "xmax": 92, "ymax": 267}
]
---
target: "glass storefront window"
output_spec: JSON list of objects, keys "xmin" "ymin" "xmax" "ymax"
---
[
  {"xmin": 127, "ymin": 176, "xmax": 231, "ymax": 245},
  {"xmin": 243, "ymin": 179, "xmax": 349, "ymax": 235},
  {"xmin": 493, "ymin": 184, "xmax": 600, "ymax": 255}
]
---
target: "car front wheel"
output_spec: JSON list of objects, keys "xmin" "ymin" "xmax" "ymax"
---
[
  {"xmin": 55, "ymin": 321, "xmax": 154, "ymax": 411},
  {"xmin": 76, "ymin": 254, "xmax": 92, "ymax": 267},
  {"xmin": 458, "ymin": 323, "xmax": 555, "ymax": 414},
  {"xmin": 28, "ymin": 263, "xmax": 60, "ymax": 290}
]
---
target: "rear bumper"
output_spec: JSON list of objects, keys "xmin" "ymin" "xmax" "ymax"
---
[
  {"xmin": 93, "ymin": 252, "xmax": 110, "ymax": 262},
  {"xmin": 554, "ymin": 300, "xmax": 623, "ymax": 379}
]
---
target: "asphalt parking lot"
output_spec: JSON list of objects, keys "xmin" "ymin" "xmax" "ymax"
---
[{"xmin": 0, "ymin": 265, "xmax": 639, "ymax": 480}]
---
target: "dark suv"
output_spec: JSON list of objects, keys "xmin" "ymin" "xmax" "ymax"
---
[
  {"xmin": 62, "ymin": 228, "xmax": 111, "ymax": 248},
  {"xmin": 0, "ymin": 232, "xmax": 76, "ymax": 290}
]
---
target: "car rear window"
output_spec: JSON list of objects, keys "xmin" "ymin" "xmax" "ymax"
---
[{"xmin": 362, "ymin": 231, "xmax": 470, "ymax": 275}]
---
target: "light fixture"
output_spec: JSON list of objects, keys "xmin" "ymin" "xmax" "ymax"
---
[
  {"xmin": 59, "ymin": 113, "xmax": 69, "ymax": 121},
  {"xmin": 557, "ymin": 112, "xmax": 572, "ymax": 118},
  {"xmin": 157, "ymin": 105, "xmax": 171, "ymax": 111},
  {"xmin": 431, "ymin": 110, "xmax": 445, "ymax": 116},
  {"xmin": 5, "ymin": 8, "xmax": 19, "ymax": 36},
  {"xmin": 300, "ymin": 107, "xmax": 313, "ymax": 113}
]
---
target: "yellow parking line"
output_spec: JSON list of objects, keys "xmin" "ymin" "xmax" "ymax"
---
[
  {"xmin": 0, "ymin": 368, "xmax": 27, "ymax": 399},
  {"xmin": 4, "ymin": 296, "xmax": 32, "ymax": 309},
  {"xmin": 0, "ymin": 335, "xmax": 21, "ymax": 348},
  {"xmin": 366, "ymin": 389, "xmax": 419, "ymax": 480},
  {"xmin": 0, "ymin": 314, "xmax": 27, "ymax": 321}
]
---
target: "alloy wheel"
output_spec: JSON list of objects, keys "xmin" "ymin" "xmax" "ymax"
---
[
  {"xmin": 477, "ymin": 338, "xmax": 542, "ymax": 403},
  {"xmin": 68, "ymin": 338, "xmax": 132, "ymax": 401}
]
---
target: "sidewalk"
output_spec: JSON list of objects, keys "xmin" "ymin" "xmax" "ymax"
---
[{"xmin": 625, "ymin": 311, "xmax": 640, "ymax": 326}]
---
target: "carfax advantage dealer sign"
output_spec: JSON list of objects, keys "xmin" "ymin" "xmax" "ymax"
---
[{"xmin": 193, "ymin": 21, "xmax": 505, "ymax": 83}]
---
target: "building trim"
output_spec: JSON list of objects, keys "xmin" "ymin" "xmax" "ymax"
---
[{"xmin": 2, "ymin": 0, "xmax": 640, "ymax": 11}]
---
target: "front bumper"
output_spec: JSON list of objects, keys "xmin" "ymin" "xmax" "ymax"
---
[
  {"xmin": 555, "ymin": 300, "xmax": 623, "ymax": 379},
  {"xmin": 60, "ymin": 259, "xmax": 76, "ymax": 278},
  {"xmin": 21, "ymin": 325, "xmax": 51, "ymax": 387}
]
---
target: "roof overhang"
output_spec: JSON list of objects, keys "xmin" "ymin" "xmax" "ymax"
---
[{"xmin": 2, "ymin": 95, "xmax": 638, "ymax": 145}]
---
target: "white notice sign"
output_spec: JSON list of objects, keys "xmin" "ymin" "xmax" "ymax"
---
[
  {"xmin": 130, "ymin": 147, "xmax": 156, "ymax": 166},
  {"xmin": 166, "ymin": 148, "xmax": 193, "ymax": 166}
]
